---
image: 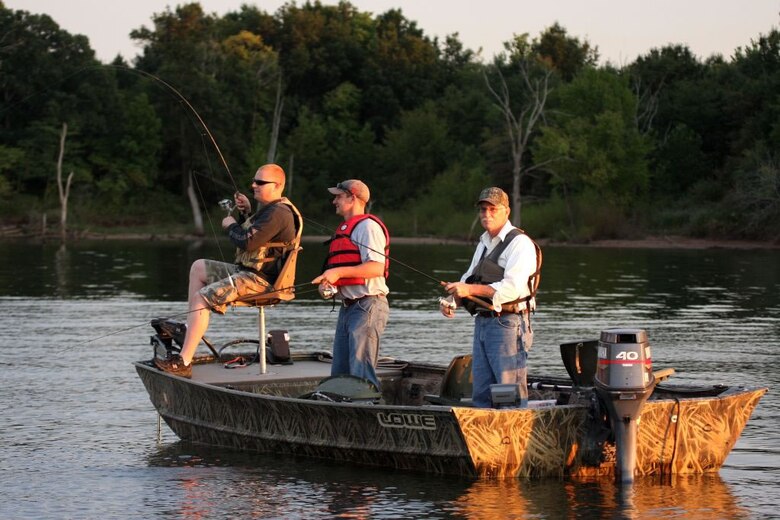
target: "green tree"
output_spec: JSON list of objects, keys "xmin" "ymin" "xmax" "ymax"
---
[
  {"xmin": 285, "ymin": 82, "xmax": 376, "ymax": 217},
  {"xmin": 376, "ymin": 102, "xmax": 453, "ymax": 207},
  {"xmin": 533, "ymin": 68, "xmax": 651, "ymax": 228},
  {"xmin": 0, "ymin": 7, "xmax": 98, "ymax": 194},
  {"xmin": 533, "ymin": 22, "xmax": 599, "ymax": 81},
  {"xmin": 132, "ymin": 3, "xmax": 281, "ymax": 232}
]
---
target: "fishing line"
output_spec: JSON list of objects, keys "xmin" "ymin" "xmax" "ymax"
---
[
  {"xmin": 59, "ymin": 281, "xmax": 320, "ymax": 353},
  {"xmin": 1, "ymin": 64, "xmax": 240, "ymax": 194},
  {"xmin": 191, "ymin": 166, "xmax": 231, "ymax": 265},
  {"xmin": 303, "ymin": 215, "xmax": 450, "ymax": 287},
  {"xmin": 304, "ymin": 215, "xmax": 494, "ymax": 310},
  {"xmin": 104, "ymin": 65, "xmax": 241, "ymax": 193}
]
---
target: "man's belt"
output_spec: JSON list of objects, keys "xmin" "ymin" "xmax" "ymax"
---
[
  {"xmin": 475, "ymin": 306, "xmax": 527, "ymax": 318},
  {"xmin": 343, "ymin": 294, "xmax": 384, "ymax": 307}
]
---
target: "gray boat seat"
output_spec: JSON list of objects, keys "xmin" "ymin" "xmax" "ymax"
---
[{"xmin": 424, "ymin": 354, "xmax": 473, "ymax": 406}]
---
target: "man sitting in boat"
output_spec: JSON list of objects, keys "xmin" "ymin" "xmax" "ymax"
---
[
  {"xmin": 440, "ymin": 187, "xmax": 541, "ymax": 408},
  {"xmin": 154, "ymin": 163, "xmax": 300, "ymax": 378},
  {"xmin": 312, "ymin": 179, "xmax": 390, "ymax": 391}
]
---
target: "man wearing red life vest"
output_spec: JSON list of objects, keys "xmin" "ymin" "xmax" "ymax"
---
[{"xmin": 313, "ymin": 179, "xmax": 390, "ymax": 390}]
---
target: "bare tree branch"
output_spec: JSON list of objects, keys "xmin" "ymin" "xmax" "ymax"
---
[
  {"xmin": 56, "ymin": 123, "xmax": 74, "ymax": 242},
  {"xmin": 484, "ymin": 60, "xmax": 552, "ymax": 224}
]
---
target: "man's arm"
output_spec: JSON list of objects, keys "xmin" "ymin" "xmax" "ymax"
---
[
  {"xmin": 227, "ymin": 204, "xmax": 293, "ymax": 251},
  {"xmin": 313, "ymin": 261, "xmax": 384, "ymax": 285}
]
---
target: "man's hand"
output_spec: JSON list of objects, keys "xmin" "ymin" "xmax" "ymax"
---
[
  {"xmin": 234, "ymin": 192, "xmax": 251, "ymax": 213},
  {"xmin": 443, "ymin": 281, "xmax": 472, "ymax": 298},
  {"xmin": 312, "ymin": 268, "xmax": 341, "ymax": 286},
  {"xmin": 439, "ymin": 296, "xmax": 456, "ymax": 318},
  {"xmin": 221, "ymin": 216, "xmax": 237, "ymax": 229}
]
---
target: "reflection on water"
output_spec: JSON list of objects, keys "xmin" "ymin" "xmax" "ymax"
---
[
  {"xmin": 142, "ymin": 443, "xmax": 751, "ymax": 519},
  {"xmin": 0, "ymin": 240, "xmax": 778, "ymax": 518}
]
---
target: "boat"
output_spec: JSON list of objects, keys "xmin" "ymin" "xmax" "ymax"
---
[{"xmin": 135, "ymin": 320, "xmax": 766, "ymax": 480}]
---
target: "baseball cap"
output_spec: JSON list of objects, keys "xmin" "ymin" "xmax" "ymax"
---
[
  {"xmin": 328, "ymin": 179, "xmax": 370, "ymax": 203},
  {"xmin": 477, "ymin": 187, "xmax": 509, "ymax": 208}
]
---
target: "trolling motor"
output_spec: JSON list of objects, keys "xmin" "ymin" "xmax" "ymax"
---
[{"xmin": 593, "ymin": 328, "xmax": 656, "ymax": 483}]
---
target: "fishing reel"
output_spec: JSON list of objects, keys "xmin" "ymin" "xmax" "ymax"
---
[
  {"xmin": 438, "ymin": 296, "xmax": 456, "ymax": 310},
  {"xmin": 218, "ymin": 198, "xmax": 235, "ymax": 215},
  {"xmin": 318, "ymin": 282, "xmax": 338, "ymax": 300}
]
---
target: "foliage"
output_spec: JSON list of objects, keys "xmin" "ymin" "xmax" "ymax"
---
[
  {"xmin": 533, "ymin": 68, "xmax": 652, "ymax": 214},
  {"xmin": 727, "ymin": 144, "xmax": 780, "ymax": 239},
  {"xmin": 0, "ymin": 2, "xmax": 778, "ymax": 243}
]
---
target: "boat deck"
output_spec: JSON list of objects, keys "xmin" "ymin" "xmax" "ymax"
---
[{"xmin": 190, "ymin": 358, "xmax": 405, "ymax": 387}]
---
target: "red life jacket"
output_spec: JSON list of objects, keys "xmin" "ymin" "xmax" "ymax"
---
[{"xmin": 324, "ymin": 214, "xmax": 390, "ymax": 286}]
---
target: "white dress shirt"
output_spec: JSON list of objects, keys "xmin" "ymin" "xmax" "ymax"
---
[{"xmin": 460, "ymin": 220, "xmax": 538, "ymax": 311}]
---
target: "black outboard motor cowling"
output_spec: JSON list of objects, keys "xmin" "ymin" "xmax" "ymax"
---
[{"xmin": 593, "ymin": 328, "xmax": 655, "ymax": 482}]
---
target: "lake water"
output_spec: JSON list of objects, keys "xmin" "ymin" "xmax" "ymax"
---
[{"xmin": 0, "ymin": 239, "xmax": 778, "ymax": 519}]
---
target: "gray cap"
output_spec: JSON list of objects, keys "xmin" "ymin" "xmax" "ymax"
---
[{"xmin": 328, "ymin": 179, "xmax": 370, "ymax": 203}]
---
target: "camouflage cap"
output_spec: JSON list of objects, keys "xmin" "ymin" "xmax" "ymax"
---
[{"xmin": 477, "ymin": 187, "xmax": 509, "ymax": 208}]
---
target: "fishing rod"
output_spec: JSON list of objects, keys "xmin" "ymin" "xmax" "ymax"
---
[
  {"xmin": 104, "ymin": 65, "xmax": 241, "ymax": 194},
  {"xmin": 302, "ymin": 216, "xmax": 442, "ymax": 283},
  {"xmin": 60, "ymin": 281, "xmax": 320, "ymax": 354},
  {"xmin": 302, "ymin": 215, "xmax": 493, "ymax": 310},
  {"xmin": 104, "ymin": 68, "xmax": 483, "ymax": 308}
]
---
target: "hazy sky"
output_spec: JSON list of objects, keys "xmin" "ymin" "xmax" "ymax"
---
[{"xmin": 8, "ymin": 0, "xmax": 779, "ymax": 64}]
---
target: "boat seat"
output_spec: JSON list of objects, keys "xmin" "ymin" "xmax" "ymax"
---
[
  {"xmin": 230, "ymin": 245, "xmax": 302, "ymax": 308},
  {"xmin": 221, "ymin": 201, "xmax": 303, "ymax": 373},
  {"xmin": 424, "ymin": 354, "xmax": 473, "ymax": 406},
  {"xmin": 231, "ymin": 200, "xmax": 304, "ymax": 309}
]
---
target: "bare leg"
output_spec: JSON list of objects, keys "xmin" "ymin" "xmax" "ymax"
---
[{"xmin": 180, "ymin": 259, "xmax": 211, "ymax": 365}]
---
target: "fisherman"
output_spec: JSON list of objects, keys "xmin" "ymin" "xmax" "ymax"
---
[
  {"xmin": 154, "ymin": 163, "xmax": 300, "ymax": 378},
  {"xmin": 313, "ymin": 179, "xmax": 390, "ymax": 391},
  {"xmin": 440, "ymin": 187, "xmax": 541, "ymax": 408}
]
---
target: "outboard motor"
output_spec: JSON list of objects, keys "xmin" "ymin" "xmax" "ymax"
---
[{"xmin": 593, "ymin": 328, "xmax": 655, "ymax": 483}]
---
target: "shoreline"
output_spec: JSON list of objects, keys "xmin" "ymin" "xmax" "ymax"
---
[{"xmin": 1, "ymin": 228, "xmax": 777, "ymax": 250}]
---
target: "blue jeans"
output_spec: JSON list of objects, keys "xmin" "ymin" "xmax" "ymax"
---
[
  {"xmin": 471, "ymin": 313, "xmax": 532, "ymax": 408},
  {"xmin": 331, "ymin": 295, "xmax": 389, "ymax": 390}
]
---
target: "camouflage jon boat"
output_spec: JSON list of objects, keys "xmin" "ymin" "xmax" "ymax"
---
[{"xmin": 135, "ymin": 325, "xmax": 766, "ymax": 480}]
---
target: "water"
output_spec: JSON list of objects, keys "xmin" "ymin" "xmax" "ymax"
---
[{"xmin": 0, "ymin": 239, "xmax": 778, "ymax": 519}]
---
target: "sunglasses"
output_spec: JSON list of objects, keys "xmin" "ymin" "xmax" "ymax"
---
[
  {"xmin": 335, "ymin": 182, "xmax": 354, "ymax": 197},
  {"xmin": 252, "ymin": 178, "xmax": 276, "ymax": 186}
]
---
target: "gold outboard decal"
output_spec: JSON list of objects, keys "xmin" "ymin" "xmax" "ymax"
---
[{"xmin": 377, "ymin": 412, "xmax": 436, "ymax": 430}]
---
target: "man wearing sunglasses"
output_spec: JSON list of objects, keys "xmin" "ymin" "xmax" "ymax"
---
[
  {"xmin": 313, "ymin": 179, "xmax": 390, "ymax": 391},
  {"xmin": 155, "ymin": 163, "xmax": 299, "ymax": 378}
]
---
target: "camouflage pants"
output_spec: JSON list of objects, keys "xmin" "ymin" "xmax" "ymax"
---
[{"xmin": 199, "ymin": 260, "xmax": 271, "ymax": 314}]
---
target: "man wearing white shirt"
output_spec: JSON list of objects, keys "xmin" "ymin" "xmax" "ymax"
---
[{"xmin": 441, "ymin": 187, "xmax": 541, "ymax": 408}]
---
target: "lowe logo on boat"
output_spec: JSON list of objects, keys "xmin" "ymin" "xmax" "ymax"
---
[{"xmin": 377, "ymin": 412, "xmax": 436, "ymax": 430}]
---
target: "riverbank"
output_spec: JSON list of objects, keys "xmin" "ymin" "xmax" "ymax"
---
[{"xmin": 1, "ymin": 224, "xmax": 777, "ymax": 250}]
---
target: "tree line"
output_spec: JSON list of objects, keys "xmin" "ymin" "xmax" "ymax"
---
[{"xmin": 1, "ymin": 1, "xmax": 778, "ymax": 241}]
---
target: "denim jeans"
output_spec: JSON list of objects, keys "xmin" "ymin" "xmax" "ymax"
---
[
  {"xmin": 331, "ymin": 295, "xmax": 389, "ymax": 390},
  {"xmin": 471, "ymin": 312, "xmax": 532, "ymax": 408}
]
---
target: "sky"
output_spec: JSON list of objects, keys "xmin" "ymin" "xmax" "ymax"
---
[{"xmin": 7, "ymin": 0, "xmax": 779, "ymax": 65}]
